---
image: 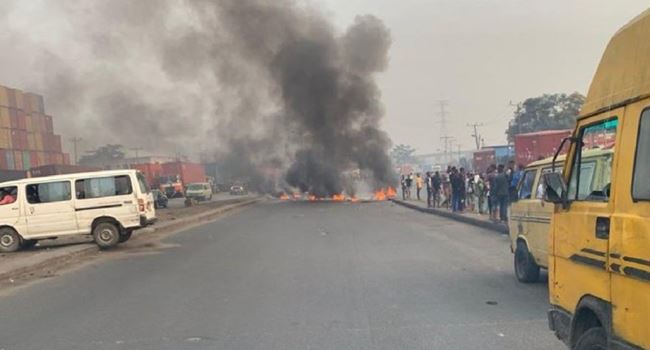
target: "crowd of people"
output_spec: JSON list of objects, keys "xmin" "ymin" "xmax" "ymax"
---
[{"xmin": 399, "ymin": 161, "xmax": 524, "ymax": 224}]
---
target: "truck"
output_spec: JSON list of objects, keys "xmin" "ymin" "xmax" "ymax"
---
[
  {"xmin": 514, "ymin": 129, "xmax": 572, "ymax": 166},
  {"xmin": 158, "ymin": 162, "xmax": 205, "ymax": 198},
  {"xmin": 472, "ymin": 149, "xmax": 495, "ymax": 173}
]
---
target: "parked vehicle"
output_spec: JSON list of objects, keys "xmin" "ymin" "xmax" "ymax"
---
[
  {"xmin": 151, "ymin": 189, "xmax": 168, "ymax": 209},
  {"xmin": 229, "ymin": 184, "xmax": 247, "ymax": 195},
  {"xmin": 185, "ymin": 182, "xmax": 213, "ymax": 201},
  {"xmin": 158, "ymin": 162, "xmax": 206, "ymax": 198},
  {"xmin": 509, "ymin": 149, "xmax": 612, "ymax": 283},
  {"xmin": 543, "ymin": 10, "xmax": 650, "ymax": 349},
  {"xmin": 0, "ymin": 169, "xmax": 155, "ymax": 252}
]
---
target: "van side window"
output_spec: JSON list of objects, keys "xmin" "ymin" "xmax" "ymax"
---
[
  {"xmin": 633, "ymin": 110, "xmax": 650, "ymax": 200},
  {"xmin": 26, "ymin": 181, "xmax": 71, "ymax": 204},
  {"xmin": 567, "ymin": 118, "xmax": 617, "ymax": 202},
  {"xmin": 0, "ymin": 186, "xmax": 17, "ymax": 205},
  {"xmin": 76, "ymin": 176, "xmax": 133, "ymax": 200},
  {"xmin": 518, "ymin": 170, "xmax": 537, "ymax": 200}
]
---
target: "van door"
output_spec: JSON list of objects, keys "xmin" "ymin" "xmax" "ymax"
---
[
  {"xmin": 25, "ymin": 180, "xmax": 78, "ymax": 237},
  {"xmin": 510, "ymin": 168, "xmax": 538, "ymax": 254},
  {"xmin": 550, "ymin": 113, "xmax": 619, "ymax": 314},
  {"xmin": 75, "ymin": 175, "xmax": 139, "ymax": 233},
  {"xmin": 525, "ymin": 168, "xmax": 551, "ymax": 268},
  {"xmin": 0, "ymin": 185, "xmax": 22, "ymax": 230},
  {"xmin": 609, "ymin": 105, "xmax": 650, "ymax": 348}
]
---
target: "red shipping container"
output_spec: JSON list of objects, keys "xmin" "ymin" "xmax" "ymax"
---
[
  {"xmin": 45, "ymin": 115, "xmax": 54, "ymax": 133},
  {"xmin": 514, "ymin": 129, "xmax": 572, "ymax": 166},
  {"xmin": 13, "ymin": 150, "xmax": 22, "ymax": 170},
  {"xmin": 30, "ymin": 151, "xmax": 39, "ymax": 168},
  {"xmin": 0, "ymin": 150, "xmax": 7, "ymax": 169},
  {"xmin": 63, "ymin": 153, "xmax": 70, "ymax": 165},
  {"xmin": 52, "ymin": 134, "xmax": 62, "ymax": 152},
  {"xmin": 473, "ymin": 149, "xmax": 496, "ymax": 173},
  {"xmin": 10, "ymin": 130, "xmax": 27, "ymax": 150}
]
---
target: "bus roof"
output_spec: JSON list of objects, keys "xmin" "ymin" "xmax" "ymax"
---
[
  {"xmin": 582, "ymin": 8, "xmax": 650, "ymax": 117},
  {"xmin": 526, "ymin": 148, "xmax": 613, "ymax": 168},
  {"xmin": 0, "ymin": 169, "xmax": 140, "ymax": 187}
]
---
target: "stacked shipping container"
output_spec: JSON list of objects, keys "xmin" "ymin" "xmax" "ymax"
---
[{"xmin": 0, "ymin": 84, "xmax": 69, "ymax": 170}]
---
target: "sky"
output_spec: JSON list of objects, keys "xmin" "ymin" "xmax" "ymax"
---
[{"xmin": 316, "ymin": 0, "xmax": 650, "ymax": 154}]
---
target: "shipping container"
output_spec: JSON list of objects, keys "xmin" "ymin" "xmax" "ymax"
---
[
  {"xmin": 62, "ymin": 153, "xmax": 70, "ymax": 165},
  {"xmin": 22, "ymin": 151, "xmax": 30, "ymax": 169},
  {"xmin": 37, "ymin": 151, "xmax": 46, "ymax": 166},
  {"xmin": 0, "ymin": 86, "xmax": 9, "ymax": 107},
  {"xmin": 24, "ymin": 93, "xmax": 45, "ymax": 114},
  {"xmin": 0, "ymin": 129, "xmax": 11, "ymax": 149},
  {"xmin": 473, "ymin": 149, "xmax": 496, "ymax": 173},
  {"xmin": 29, "ymin": 151, "xmax": 38, "ymax": 168},
  {"xmin": 0, "ymin": 107, "xmax": 10, "ymax": 128},
  {"xmin": 5, "ymin": 150, "xmax": 14, "ymax": 170},
  {"xmin": 514, "ymin": 129, "xmax": 572, "ymax": 166},
  {"xmin": 16, "ymin": 109, "xmax": 26, "ymax": 130},
  {"xmin": 52, "ymin": 134, "xmax": 62, "ymax": 152},
  {"xmin": 0, "ymin": 169, "xmax": 27, "ymax": 182},
  {"xmin": 29, "ymin": 164, "xmax": 100, "ymax": 178},
  {"xmin": 132, "ymin": 163, "xmax": 164, "ymax": 188},
  {"xmin": 44, "ymin": 115, "xmax": 53, "ymax": 133},
  {"xmin": 13, "ymin": 150, "xmax": 22, "ymax": 170}
]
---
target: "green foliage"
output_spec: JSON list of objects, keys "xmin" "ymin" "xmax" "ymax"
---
[
  {"xmin": 506, "ymin": 92, "xmax": 585, "ymax": 142},
  {"xmin": 79, "ymin": 144, "xmax": 126, "ymax": 166},
  {"xmin": 390, "ymin": 144, "xmax": 416, "ymax": 165}
]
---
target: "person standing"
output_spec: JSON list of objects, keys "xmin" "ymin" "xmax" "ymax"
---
[
  {"xmin": 415, "ymin": 173, "xmax": 424, "ymax": 201},
  {"xmin": 486, "ymin": 165, "xmax": 498, "ymax": 220},
  {"xmin": 432, "ymin": 171, "xmax": 442, "ymax": 208},
  {"xmin": 405, "ymin": 173, "xmax": 414, "ymax": 200},
  {"xmin": 494, "ymin": 164, "xmax": 510, "ymax": 223},
  {"xmin": 425, "ymin": 172, "xmax": 433, "ymax": 207},
  {"xmin": 400, "ymin": 174, "xmax": 407, "ymax": 200}
]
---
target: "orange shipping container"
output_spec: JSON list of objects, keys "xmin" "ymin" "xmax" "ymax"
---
[
  {"xmin": 0, "ymin": 107, "xmax": 10, "ymax": 128},
  {"xmin": 0, "ymin": 86, "xmax": 9, "ymax": 107},
  {"xmin": 13, "ymin": 150, "xmax": 22, "ymax": 170},
  {"xmin": 0, "ymin": 129, "xmax": 11, "ymax": 149}
]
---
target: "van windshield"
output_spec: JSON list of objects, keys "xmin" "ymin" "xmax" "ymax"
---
[
  {"xmin": 187, "ymin": 184, "xmax": 204, "ymax": 191},
  {"xmin": 136, "ymin": 173, "xmax": 150, "ymax": 194}
]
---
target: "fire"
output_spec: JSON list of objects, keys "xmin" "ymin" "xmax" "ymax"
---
[
  {"xmin": 332, "ymin": 193, "xmax": 346, "ymax": 201},
  {"xmin": 386, "ymin": 187, "xmax": 397, "ymax": 198},
  {"xmin": 279, "ymin": 193, "xmax": 290, "ymax": 200},
  {"xmin": 293, "ymin": 193, "xmax": 302, "ymax": 200},
  {"xmin": 350, "ymin": 196, "xmax": 360, "ymax": 203},
  {"xmin": 308, "ymin": 195, "xmax": 317, "ymax": 201},
  {"xmin": 374, "ymin": 188, "xmax": 388, "ymax": 201}
]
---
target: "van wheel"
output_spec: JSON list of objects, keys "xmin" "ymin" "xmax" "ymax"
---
[
  {"xmin": 515, "ymin": 241, "xmax": 540, "ymax": 283},
  {"xmin": 574, "ymin": 327, "xmax": 607, "ymax": 350},
  {"xmin": 118, "ymin": 229, "xmax": 133, "ymax": 243},
  {"xmin": 21, "ymin": 239, "xmax": 38, "ymax": 250},
  {"xmin": 0, "ymin": 228, "xmax": 21, "ymax": 253},
  {"xmin": 93, "ymin": 222, "xmax": 120, "ymax": 249}
]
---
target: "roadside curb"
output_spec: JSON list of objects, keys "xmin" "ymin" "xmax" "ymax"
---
[
  {"xmin": 0, "ymin": 197, "xmax": 262, "ymax": 283},
  {"xmin": 390, "ymin": 199, "xmax": 508, "ymax": 234}
]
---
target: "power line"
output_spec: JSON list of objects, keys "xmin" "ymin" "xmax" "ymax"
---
[
  {"xmin": 436, "ymin": 100, "xmax": 450, "ymax": 164},
  {"xmin": 467, "ymin": 122, "xmax": 484, "ymax": 150}
]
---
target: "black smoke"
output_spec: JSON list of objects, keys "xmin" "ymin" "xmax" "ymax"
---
[{"xmin": 0, "ymin": 0, "xmax": 396, "ymax": 195}]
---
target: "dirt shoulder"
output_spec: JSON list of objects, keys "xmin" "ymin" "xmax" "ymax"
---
[{"xmin": 0, "ymin": 196, "xmax": 263, "ymax": 293}]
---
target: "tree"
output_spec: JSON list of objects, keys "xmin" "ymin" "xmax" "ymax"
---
[
  {"xmin": 79, "ymin": 144, "xmax": 126, "ymax": 167},
  {"xmin": 390, "ymin": 144, "xmax": 416, "ymax": 165},
  {"xmin": 506, "ymin": 92, "xmax": 585, "ymax": 142}
]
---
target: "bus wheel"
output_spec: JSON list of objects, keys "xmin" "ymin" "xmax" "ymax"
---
[
  {"xmin": 0, "ymin": 228, "xmax": 21, "ymax": 253},
  {"xmin": 93, "ymin": 222, "xmax": 120, "ymax": 249},
  {"xmin": 118, "ymin": 229, "xmax": 133, "ymax": 243},
  {"xmin": 514, "ymin": 241, "xmax": 540, "ymax": 283},
  {"xmin": 574, "ymin": 327, "xmax": 607, "ymax": 350}
]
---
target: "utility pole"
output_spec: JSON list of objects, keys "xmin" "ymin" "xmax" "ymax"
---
[
  {"xmin": 69, "ymin": 137, "xmax": 82, "ymax": 165},
  {"xmin": 467, "ymin": 122, "xmax": 484, "ymax": 150},
  {"xmin": 130, "ymin": 147, "xmax": 143, "ymax": 166},
  {"xmin": 440, "ymin": 136, "xmax": 454, "ymax": 166},
  {"xmin": 436, "ymin": 100, "xmax": 450, "ymax": 164}
]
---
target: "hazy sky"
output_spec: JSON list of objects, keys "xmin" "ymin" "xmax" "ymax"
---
[{"xmin": 316, "ymin": 0, "xmax": 649, "ymax": 154}]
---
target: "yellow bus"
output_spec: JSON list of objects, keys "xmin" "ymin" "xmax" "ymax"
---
[{"xmin": 543, "ymin": 8, "xmax": 650, "ymax": 350}]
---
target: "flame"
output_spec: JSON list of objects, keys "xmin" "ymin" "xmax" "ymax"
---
[
  {"xmin": 332, "ymin": 193, "xmax": 346, "ymax": 201},
  {"xmin": 308, "ymin": 195, "xmax": 317, "ymax": 201},
  {"xmin": 293, "ymin": 193, "xmax": 302, "ymax": 200},
  {"xmin": 386, "ymin": 187, "xmax": 397, "ymax": 198},
  {"xmin": 350, "ymin": 196, "xmax": 360, "ymax": 203},
  {"xmin": 374, "ymin": 188, "xmax": 388, "ymax": 201},
  {"xmin": 279, "ymin": 193, "xmax": 290, "ymax": 200}
]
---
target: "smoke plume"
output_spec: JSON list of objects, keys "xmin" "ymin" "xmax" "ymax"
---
[{"xmin": 0, "ymin": 0, "xmax": 395, "ymax": 195}]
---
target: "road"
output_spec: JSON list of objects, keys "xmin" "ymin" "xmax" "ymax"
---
[{"xmin": 0, "ymin": 201, "xmax": 563, "ymax": 350}]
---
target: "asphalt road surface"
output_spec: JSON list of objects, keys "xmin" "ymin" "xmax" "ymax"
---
[{"xmin": 0, "ymin": 201, "xmax": 563, "ymax": 350}]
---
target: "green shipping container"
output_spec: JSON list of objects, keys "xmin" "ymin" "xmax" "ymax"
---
[{"xmin": 22, "ymin": 151, "xmax": 30, "ymax": 170}]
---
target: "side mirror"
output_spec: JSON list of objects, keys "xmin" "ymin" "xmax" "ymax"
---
[{"xmin": 543, "ymin": 172, "xmax": 568, "ymax": 208}]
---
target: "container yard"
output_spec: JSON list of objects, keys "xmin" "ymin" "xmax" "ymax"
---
[{"xmin": 0, "ymin": 84, "xmax": 70, "ymax": 171}]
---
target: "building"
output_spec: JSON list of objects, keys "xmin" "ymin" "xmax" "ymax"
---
[{"xmin": 0, "ymin": 84, "xmax": 70, "ymax": 170}]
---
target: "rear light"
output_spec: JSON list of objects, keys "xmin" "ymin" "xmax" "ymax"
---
[{"xmin": 138, "ymin": 198, "xmax": 145, "ymax": 212}]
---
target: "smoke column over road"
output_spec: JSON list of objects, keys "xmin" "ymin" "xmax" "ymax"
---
[{"xmin": 0, "ymin": 0, "xmax": 395, "ymax": 195}]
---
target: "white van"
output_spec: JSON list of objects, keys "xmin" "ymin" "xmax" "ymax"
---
[{"xmin": 0, "ymin": 169, "xmax": 156, "ymax": 252}]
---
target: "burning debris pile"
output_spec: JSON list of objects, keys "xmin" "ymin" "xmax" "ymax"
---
[
  {"xmin": 0, "ymin": 0, "xmax": 397, "ymax": 195},
  {"xmin": 277, "ymin": 186, "xmax": 397, "ymax": 202}
]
